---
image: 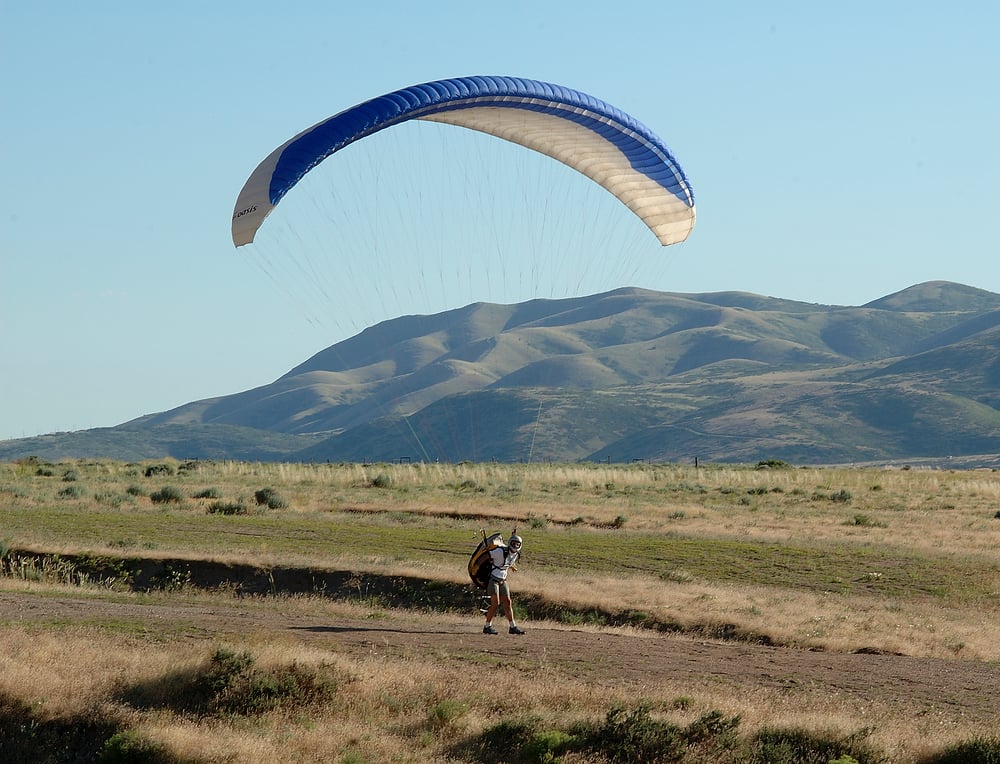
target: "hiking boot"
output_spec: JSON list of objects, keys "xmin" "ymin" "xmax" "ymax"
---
[
  {"xmin": 509, "ymin": 626, "xmax": 526, "ymax": 635},
  {"xmin": 483, "ymin": 625, "xmax": 498, "ymax": 635}
]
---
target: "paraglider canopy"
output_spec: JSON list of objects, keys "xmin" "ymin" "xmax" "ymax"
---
[{"xmin": 232, "ymin": 75, "xmax": 695, "ymax": 248}]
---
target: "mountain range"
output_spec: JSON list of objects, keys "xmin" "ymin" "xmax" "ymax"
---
[{"xmin": 5, "ymin": 280, "xmax": 1000, "ymax": 467}]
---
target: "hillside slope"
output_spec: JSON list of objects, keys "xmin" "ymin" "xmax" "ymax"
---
[{"xmin": 4, "ymin": 281, "xmax": 999, "ymax": 465}]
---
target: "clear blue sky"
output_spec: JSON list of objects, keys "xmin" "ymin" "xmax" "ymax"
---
[{"xmin": 2, "ymin": 2, "xmax": 998, "ymax": 440}]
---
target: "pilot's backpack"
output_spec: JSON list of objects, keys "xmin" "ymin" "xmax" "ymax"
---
[{"xmin": 468, "ymin": 531, "xmax": 505, "ymax": 589}]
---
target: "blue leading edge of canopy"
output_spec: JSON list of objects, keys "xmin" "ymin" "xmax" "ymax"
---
[{"xmin": 268, "ymin": 75, "xmax": 695, "ymax": 209}]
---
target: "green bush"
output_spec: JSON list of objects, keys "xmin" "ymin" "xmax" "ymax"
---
[
  {"xmin": 925, "ymin": 736, "xmax": 1000, "ymax": 763},
  {"xmin": 426, "ymin": 699, "xmax": 469, "ymax": 730},
  {"xmin": 571, "ymin": 704, "xmax": 742, "ymax": 763},
  {"xmin": 149, "ymin": 565, "xmax": 191, "ymax": 591},
  {"xmin": 121, "ymin": 647, "xmax": 340, "ymax": 720},
  {"xmin": 370, "ymin": 472, "xmax": 393, "ymax": 488},
  {"xmin": 197, "ymin": 648, "xmax": 336, "ymax": 717},
  {"xmin": 143, "ymin": 463, "xmax": 175, "ymax": 478},
  {"xmin": 150, "ymin": 486, "xmax": 184, "ymax": 504},
  {"xmin": 254, "ymin": 487, "xmax": 288, "ymax": 509},
  {"xmin": 94, "ymin": 491, "xmax": 127, "ymax": 509},
  {"xmin": 748, "ymin": 726, "xmax": 883, "ymax": 764},
  {"xmin": 683, "ymin": 709, "xmax": 741, "ymax": 746},
  {"xmin": 464, "ymin": 718, "xmax": 540, "ymax": 762},
  {"xmin": 98, "ymin": 729, "xmax": 176, "ymax": 763},
  {"xmin": 588, "ymin": 703, "xmax": 685, "ymax": 762},
  {"xmin": 523, "ymin": 729, "xmax": 577, "ymax": 763},
  {"xmin": 847, "ymin": 513, "xmax": 887, "ymax": 528},
  {"xmin": 207, "ymin": 500, "xmax": 247, "ymax": 515},
  {"xmin": 465, "ymin": 707, "xmax": 902, "ymax": 764},
  {"xmin": 192, "ymin": 487, "xmax": 221, "ymax": 499}
]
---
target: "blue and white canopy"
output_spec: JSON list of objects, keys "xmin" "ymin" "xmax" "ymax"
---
[{"xmin": 232, "ymin": 75, "xmax": 696, "ymax": 248}]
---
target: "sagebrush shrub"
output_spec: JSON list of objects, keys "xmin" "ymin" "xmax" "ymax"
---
[
  {"xmin": 254, "ymin": 487, "xmax": 288, "ymax": 509},
  {"xmin": 370, "ymin": 473, "xmax": 393, "ymax": 488},
  {"xmin": 207, "ymin": 500, "xmax": 247, "ymax": 515},
  {"xmin": 150, "ymin": 486, "xmax": 184, "ymax": 504},
  {"xmin": 193, "ymin": 648, "xmax": 336, "ymax": 717}
]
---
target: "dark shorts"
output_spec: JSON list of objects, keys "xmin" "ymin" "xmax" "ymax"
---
[{"xmin": 487, "ymin": 578, "xmax": 511, "ymax": 600}]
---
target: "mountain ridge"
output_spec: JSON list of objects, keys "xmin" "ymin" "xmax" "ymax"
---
[{"xmin": 4, "ymin": 281, "xmax": 1000, "ymax": 466}]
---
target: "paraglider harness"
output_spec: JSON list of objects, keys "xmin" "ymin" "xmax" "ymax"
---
[{"xmin": 467, "ymin": 529, "xmax": 517, "ymax": 589}]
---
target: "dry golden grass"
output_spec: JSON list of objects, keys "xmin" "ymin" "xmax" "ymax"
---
[
  {"xmin": 0, "ymin": 610, "xmax": 991, "ymax": 764},
  {"xmin": 2, "ymin": 458, "xmax": 999, "ymax": 761},
  {"xmin": 276, "ymin": 461, "xmax": 1000, "ymax": 549},
  {"xmin": 519, "ymin": 567, "xmax": 998, "ymax": 660}
]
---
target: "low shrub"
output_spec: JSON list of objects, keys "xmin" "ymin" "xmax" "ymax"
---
[
  {"xmin": 169, "ymin": 648, "xmax": 338, "ymax": 717},
  {"xmin": 426, "ymin": 699, "xmax": 469, "ymax": 730},
  {"xmin": 254, "ymin": 487, "xmax": 288, "ymax": 509},
  {"xmin": 464, "ymin": 704, "xmax": 905, "ymax": 764},
  {"xmin": 207, "ymin": 500, "xmax": 247, "ymax": 515},
  {"xmin": 98, "ymin": 730, "xmax": 176, "ymax": 764},
  {"xmin": 370, "ymin": 472, "xmax": 393, "ymax": 488},
  {"xmin": 149, "ymin": 565, "xmax": 191, "ymax": 591},
  {"xmin": 523, "ymin": 729, "xmax": 577, "ymax": 762},
  {"xmin": 150, "ymin": 486, "xmax": 184, "ymax": 504},
  {"xmin": 847, "ymin": 514, "xmax": 887, "ymax": 528},
  {"xmin": 575, "ymin": 703, "xmax": 742, "ymax": 762},
  {"xmin": 94, "ymin": 491, "xmax": 127, "ymax": 509},
  {"xmin": 748, "ymin": 726, "xmax": 884, "ymax": 764},
  {"xmin": 924, "ymin": 736, "xmax": 1000, "ymax": 763}
]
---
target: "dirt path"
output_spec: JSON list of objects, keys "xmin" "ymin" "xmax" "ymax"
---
[{"xmin": 5, "ymin": 591, "xmax": 999, "ymax": 727}]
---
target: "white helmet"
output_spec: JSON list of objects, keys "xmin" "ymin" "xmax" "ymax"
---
[{"xmin": 507, "ymin": 533, "xmax": 523, "ymax": 552}]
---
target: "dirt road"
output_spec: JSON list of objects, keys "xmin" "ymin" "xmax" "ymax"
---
[{"xmin": 4, "ymin": 591, "xmax": 998, "ymax": 728}]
